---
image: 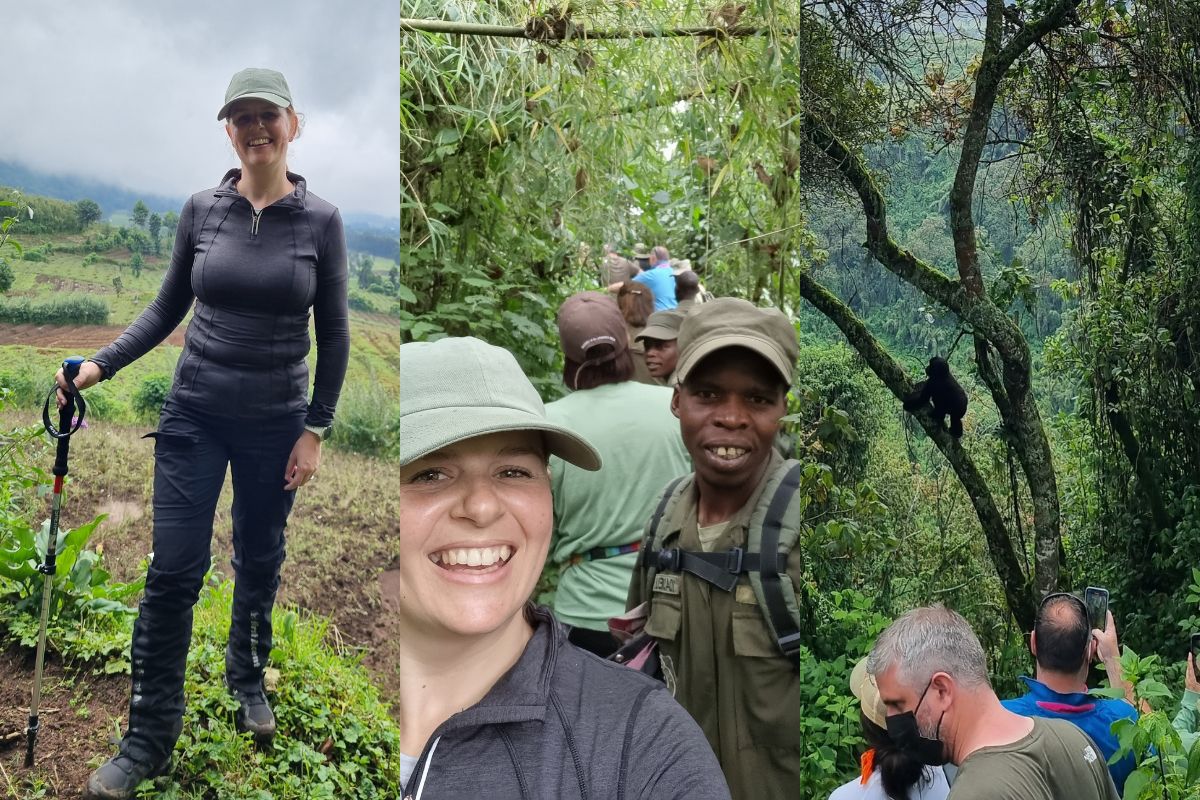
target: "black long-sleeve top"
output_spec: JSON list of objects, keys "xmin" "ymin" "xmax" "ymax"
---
[{"xmin": 91, "ymin": 170, "xmax": 349, "ymax": 427}]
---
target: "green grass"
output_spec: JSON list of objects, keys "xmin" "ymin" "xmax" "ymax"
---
[
  {"xmin": 119, "ymin": 577, "xmax": 401, "ymax": 799},
  {"xmin": 1, "ymin": 229, "xmax": 399, "ymax": 454}
]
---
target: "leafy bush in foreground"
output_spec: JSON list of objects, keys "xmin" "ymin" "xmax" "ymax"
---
[{"xmin": 135, "ymin": 578, "xmax": 401, "ymax": 799}]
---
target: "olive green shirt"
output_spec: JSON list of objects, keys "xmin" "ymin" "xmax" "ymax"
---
[
  {"xmin": 950, "ymin": 717, "xmax": 1120, "ymax": 799},
  {"xmin": 627, "ymin": 451, "xmax": 801, "ymax": 800}
]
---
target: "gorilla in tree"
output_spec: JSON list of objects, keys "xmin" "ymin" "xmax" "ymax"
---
[{"xmin": 903, "ymin": 356, "xmax": 968, "ymax": 438}]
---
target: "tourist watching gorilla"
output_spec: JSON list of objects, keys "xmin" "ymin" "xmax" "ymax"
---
[
  {"xmin": 1001, "ymin": 593, "xmax": 1137, "ymax": 793},
  {"xmin": 869, "ymin": 605, "xmax": 1120, "ymax": 799},
  {"xmin": 828, "ymin": 658, "xmax": 950, "ymax": 800}
]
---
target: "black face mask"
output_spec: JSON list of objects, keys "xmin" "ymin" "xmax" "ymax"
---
[{"xmin": 885, "ymin": 679, "xmax": 949, "ymax": 766}]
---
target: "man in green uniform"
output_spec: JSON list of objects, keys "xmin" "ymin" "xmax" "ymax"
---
[
  {"xmin": 626, "ymin": 298, "xmax": 801, "ymax": 800},
  {"xmin": 869, "ymin": 605, "xmax": 1120, "ymax": 800},
  {"xmin": 635, "ymin": 308, "xmax": 685, "ymax": 385}
]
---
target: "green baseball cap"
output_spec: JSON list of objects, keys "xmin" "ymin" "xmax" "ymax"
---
[
  {"xmin": 635, "ymin": 309, "xmax": 686, "ymax": 343},
  {"xmin": 674, "ymin": 298, "xmax": 798, "ymax": 385},
  {"xmin": 217, "ymin": 67, "xmax": 293, "ymax": 121},
  {"xmin": 400, "ymin": 337, "xmax": 601, "ymax": 470}
]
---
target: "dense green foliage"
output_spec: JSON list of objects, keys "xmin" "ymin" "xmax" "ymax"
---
[{"xmin": 404, "ymin": 0, "xmax": 1200, "ymax": 793}]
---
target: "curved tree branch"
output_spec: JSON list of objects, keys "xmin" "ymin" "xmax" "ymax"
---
[{"xmin": 799, "ymin": 271, "xmax": 1037, "ymax": 628}]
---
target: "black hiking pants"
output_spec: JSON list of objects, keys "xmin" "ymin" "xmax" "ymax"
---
[{"xmin": 121, "ymin": 398, "xmax": 305, "ymax": 765}]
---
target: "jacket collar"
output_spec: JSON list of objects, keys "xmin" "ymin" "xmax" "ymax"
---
[
  {"xmin": 212, "ymin": 168, "xmax": 307, "ymax": 209},
  {"xmin": 1018, "ymin": 674, "xmax": 1093, "ymax": 704},
  {"xmin": 430, "ymin": 605, "xmax": 560, "ymax": 735}
]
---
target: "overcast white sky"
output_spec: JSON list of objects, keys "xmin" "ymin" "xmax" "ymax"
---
[{"xmin": 3, "ymin": 3, "xmax": 399, "ymax": 219}]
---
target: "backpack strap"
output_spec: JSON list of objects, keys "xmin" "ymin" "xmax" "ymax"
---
[
  {"xmin": 649, "ymin": 548, "xmax": 788, "ymax": 592},
  {"xmin": 748, "ymin": 461, "xmax": 804, "ymax": 667},
  {"xmin": 639, "ymin": 474, "xmax": 689, "ymax": 598}
]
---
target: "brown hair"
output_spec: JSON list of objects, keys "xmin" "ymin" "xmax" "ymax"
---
[
  {"xmin": 563, "ymin": 344, "xmax": 635, "ymax": 390},
  {"xmin": 617, "ymin": 281, "xmax": 655, "ymax": 327}
]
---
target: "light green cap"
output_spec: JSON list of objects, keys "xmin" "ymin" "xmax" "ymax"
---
[
  {"xmin": 674, "ymin": 297, "xmax": 798, "ymax": 385},
  {"xmin": 218, "ymin": 67, "xmax": 292, "ymax": 121},
  {"xmin": 400, "ymin": 337, "xmax": 601, "ymax": 470}
]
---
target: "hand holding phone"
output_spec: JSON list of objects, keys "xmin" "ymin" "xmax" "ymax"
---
[
  {"xmin": 1190, "ymin": 633, "xmax": 1200, "ymax": 683},
  {"xmin": 1084, "ymin": 586, "xmax": 1109, "ymax": 632}
]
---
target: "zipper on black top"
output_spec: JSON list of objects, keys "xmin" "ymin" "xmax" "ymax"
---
[{"xmin": 250, "ymin": 207, "xmax": 264, "ymax": 237}]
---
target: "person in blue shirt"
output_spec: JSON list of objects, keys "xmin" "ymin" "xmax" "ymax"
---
[
  {"xmin": 1001, "ymin": 593, "xmax": 1138, "ymax": 793},
  {"xmin": 631, "ymin": 245, "xmax": 677, "ymax": 310}
]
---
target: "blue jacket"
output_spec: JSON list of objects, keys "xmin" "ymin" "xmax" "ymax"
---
[
  {"xmin": 1002, "ymin": 676, "xmax": 1137, "ymax": 792},
  {"xmin": 632, "ymin": 265, "xmax": 677, "ymax": 310}
]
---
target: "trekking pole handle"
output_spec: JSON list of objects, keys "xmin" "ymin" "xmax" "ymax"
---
[{"xmin": 43, "ymin": 356, "xmax": 87, "ymax": 445}]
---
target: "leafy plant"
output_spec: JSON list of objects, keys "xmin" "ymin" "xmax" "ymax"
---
[{"xmin": 129, "ymin": 577, "xmax": 401, "ymax": 799}]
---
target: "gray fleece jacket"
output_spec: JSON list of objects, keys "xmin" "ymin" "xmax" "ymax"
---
[
  {"xmin": 91, "ymin": 170, "xmax": 349, "ymax": 427},
  {"xmin": 402, "ymin": 605, "xmax": 732, "ymax": 800}
]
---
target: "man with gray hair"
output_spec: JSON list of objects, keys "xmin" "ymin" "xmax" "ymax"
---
[{"xmin": 868, "ymin": 605, "xmax": 1119, "ymax": 799}]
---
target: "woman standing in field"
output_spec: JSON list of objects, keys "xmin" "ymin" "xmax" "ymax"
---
[
  {"xmin": 397, "ymin": 336, "xmax": 730, "ymax": 799},
  {"xmin": 57, "ymin": 67, "xmax": 349, "ymax": 800}
]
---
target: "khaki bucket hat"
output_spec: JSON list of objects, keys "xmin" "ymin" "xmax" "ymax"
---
[{"xmin": 400, "ymin": 337, "xmax": 601, "ymax": 470}]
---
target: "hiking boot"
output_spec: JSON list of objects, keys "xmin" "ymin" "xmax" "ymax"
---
[
  {"xmin": 83, "ymin": 752, "xmax": 169, "ymax": 800},
  {"xmin": 232, "ymin": 688, "xmax": 276, "ymax": 744}
]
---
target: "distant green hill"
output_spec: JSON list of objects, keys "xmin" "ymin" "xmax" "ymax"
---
[
  {"xmin": 0, "ymin": 160, "xmax": 179, "ymax": 218},
  {"xmin": 0, "ymin": 160, "xmax": 399, "ymax": 262}
]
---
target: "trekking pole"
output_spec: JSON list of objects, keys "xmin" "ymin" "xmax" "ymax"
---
[{"xmin": 25, "ymin": 356, "xmax": 88, "ymax": 768}]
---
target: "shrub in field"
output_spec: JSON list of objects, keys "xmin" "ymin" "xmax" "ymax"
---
[
  {"xmin": 0, "ymin": 362, "xmax": 44, "ymax": 407},
  {"xmin": 0, "ymin": 394, "xmax": 141, "ymax": 671},
  {"xmin": 134, "ymin": 578, "xmax": 401, "ymax": 799},
  {"xmin": 82, "ymin": 384, "xmax": 132, "ymax": 422},
  {"xmin": 133, "ymin": 373, "xmax": 172, "ymax": 420},
  {"xmin": 0, "ymin": 256, "xmax": 12, "ymax": 293},
  {"xmin": 329, "ymin": 382, "xmax": 398, "ymax": 459},
  {"xmin": 0, "ymin": 294, "xmax": 109, "ymax": 325}
]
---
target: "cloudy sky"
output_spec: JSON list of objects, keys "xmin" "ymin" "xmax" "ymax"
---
[{"xmin": 3, "ymin": 3, "xmax": 399, "ymax": 219}]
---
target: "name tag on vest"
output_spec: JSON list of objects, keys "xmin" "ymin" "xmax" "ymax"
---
[{"xmin": 653, "ymin": 573, "xmax": 681, "ymax": 596}]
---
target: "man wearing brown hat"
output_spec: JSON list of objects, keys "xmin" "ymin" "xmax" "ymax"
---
[
  {"xmin": 635, "ymin": 308, "xmax": 685, "ymax": 385},
  {"xmin": 626, "ymin": 297, "xmax": 801, "ymax": 800}
]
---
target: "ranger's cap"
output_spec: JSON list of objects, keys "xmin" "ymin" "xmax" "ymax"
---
[
  {"xmin": 218, "ymin": 68, "xmax": 293, "ymax": 121},
  {"xmin": 632, "ymin": 242, "xmax": 650, "ymax": 260},
  {"xmin": 557, "ymin": 292, "xmax": 628, "ymax": 367},
  {"xmin": 635, "ymin": 309, "xmax": 686, "ymax": 343},
  {"xmin": 400, "ymin": 337, "xmax": 601, "ymax": 470},
  {"xmin": 674, "ymin": 297, "xmax": 798, "ymax": 385},
  {"xmin": 850, "ymin": 657, "xmax": 887, "ymax": 729}
]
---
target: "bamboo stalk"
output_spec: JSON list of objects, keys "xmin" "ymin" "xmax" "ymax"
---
[{"xmin": 400, "ymin": 17, "xmax": 780, "ymax": 40}]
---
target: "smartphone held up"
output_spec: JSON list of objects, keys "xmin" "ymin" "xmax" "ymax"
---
[{"xmin": 1084, "ymin": 586, "xmax": 1109, "ymax": 632}]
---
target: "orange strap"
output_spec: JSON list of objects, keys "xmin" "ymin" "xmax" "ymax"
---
[{"xmin": 859, "ymin": 748, "xmax": 876, "ymax": 785}]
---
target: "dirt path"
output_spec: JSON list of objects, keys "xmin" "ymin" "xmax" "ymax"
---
[{"xmin": 0, "ymin": 324, "xmax": 186, "ymax": 349}]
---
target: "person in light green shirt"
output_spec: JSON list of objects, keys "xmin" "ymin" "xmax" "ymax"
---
[{"xmin": 546, "ymin": 292, "xmax": 691, "ymax": 656}]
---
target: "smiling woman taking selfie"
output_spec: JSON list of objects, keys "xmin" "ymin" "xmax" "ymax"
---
[
  {"xmin": 396, "ymin": 336, "xmax": 730, "ymax": 800},
  {"xmin": 59, "ymin": 68, "xmax": 349, "ymax": 799}
]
